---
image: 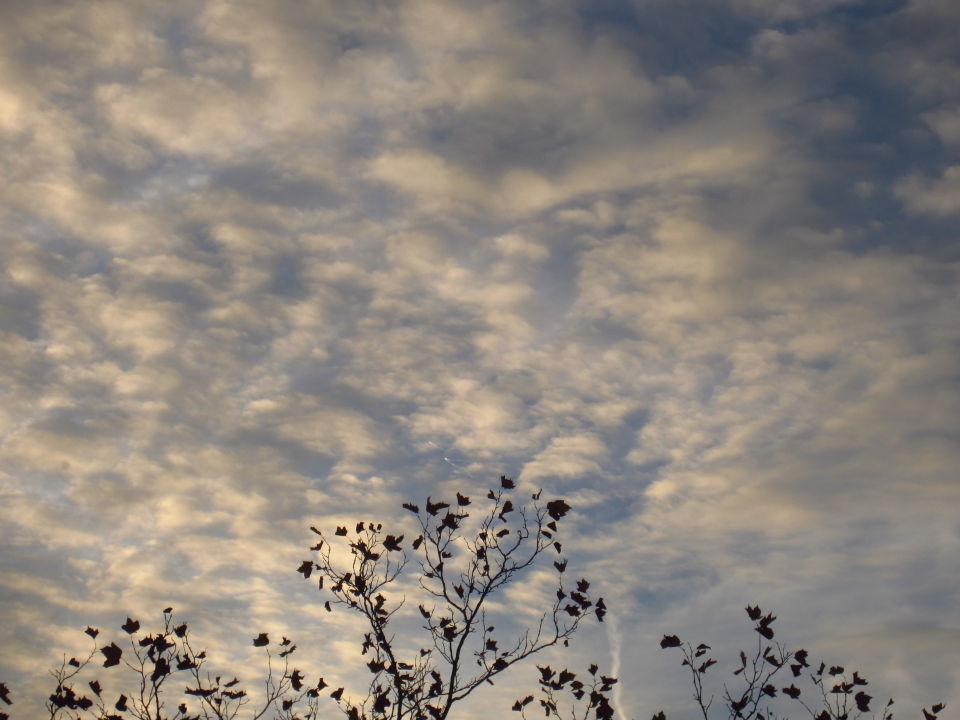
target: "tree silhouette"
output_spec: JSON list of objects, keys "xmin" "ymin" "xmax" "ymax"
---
[
  {"xmin": 34, "ymin": 607, "xmax": 311, "ymax": 720},
  {"xmin": 4, "ymin": 477, "xmax": 604, "ymax": 720},
  {"xmin": 653, "ymin": 605, "xmax": 945, "ymax": 720},
  {"xmin": 298, "ymin": 476, "xmax": 604, "ymax": 720},
  {"xmin": 511, "ymin": 662, "xmax": 617, "ymax": 720},
  {"xmin": 3, "ymin": 484, "xmax": 947, "ymax": 720}
]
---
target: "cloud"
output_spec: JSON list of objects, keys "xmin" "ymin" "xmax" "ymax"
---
[
  {"xmin": 895, "ymin": 166, "xmax": 960, "ymax": 216},
  {"xmin": 521, "ymin": 434, "xmax": 608, "ymax": 484},
  {"xmin": 1, "ymin": 1, "xmax": 959, "ymax": 718}
]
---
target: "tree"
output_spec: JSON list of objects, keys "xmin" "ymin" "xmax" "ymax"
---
[
  {"xmin": 513, "ymin": 606, "xmax": 947, "ymax": 720},
  {"xmin": 511, "ymin": 662, "xmax": 618, "ymax": 720},
  {"xmin": 4, "ymin": 476, "xmax": 604, "ymax": 720},
  {"xmin": 655, "ymin": 605, "xmax": 945, "ymax": 720},
  {"xmin": 298, "ymin": 476, "xmax": 605, "ymax": 720},
  {"xmin": 35, "ymin": 607, "xmax": 314, "ymax": 720},
  {"xmin": 6, "ymin": 482, "xmax": 945, "ymax": 720}
]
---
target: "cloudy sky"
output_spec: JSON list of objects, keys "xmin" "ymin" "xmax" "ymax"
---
[{"xmin": 1, "ymin": 1, "xmax": 959, "ymax": 718}]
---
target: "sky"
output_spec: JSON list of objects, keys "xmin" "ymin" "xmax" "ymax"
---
[{"xmin": 1, "ymin": 1, "xmax": 959, "ymax": 718}]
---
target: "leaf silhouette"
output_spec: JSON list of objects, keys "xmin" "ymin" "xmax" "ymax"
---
[
  {"xmin": 660, "ymin": 635, "xmax": 682, "ymax": 648},
  {"xmin": 500, "ymin": 475, "xmax": 515, "ymax": 489},
  {"xmin": 150, "ymin": 657, "xmax": 170, "ymax": 682},
  {"xmin": 120, "ymin": 617, "xmax": 140, "ymax": 634},
  {"xmin": 512, "ymin": 695, "xmax": 534, "ymax": 711},
  {"xmin": 101, "ymin": 642, "xmax": 122, "ymax": 667},
  {"xmin": 252, "ymin": 633, "xmax": 269, "ymax": 647},
  {"xmin": 546, "ymin": 499, "xmax": 571, "ymax": 521},
  {"xmin": 425, "ymin": 497, "xmax": 450, "ymax": 516},
  {"xmin": 441, "ymin": 512, "xmax": 465, "ymax": 530},
  {"xmin": 755, "ymin": 613, "xmax": 777, "ymax": 639},
  {"xmin": 373, "ymin": 692, "xmax": 391, "ymax": 713}
]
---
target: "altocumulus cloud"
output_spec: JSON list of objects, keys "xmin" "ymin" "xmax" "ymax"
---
[{"xmin": 1, "ymin": 0, "xmax": 959, "ymax": 718}]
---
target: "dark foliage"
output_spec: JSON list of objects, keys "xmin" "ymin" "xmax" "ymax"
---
[
  {"xmin": 6, "ymin": 477, "xmax": 603, "ymax": 720},
  {"xmin": 651, "ymin": 606, "xmax": 944, "ymax": 720},
  {"xmin": 512, "ymin": 662, "xmax": 618, "ymax": 720},
  {"xmin": 35, "ymin": 607, "xmax": 312, "ymax": 720},
  {"xmin": 3, "ymin": 482, "xmax": 944, "ymax": 720},
  {"xmin": 299, "ymin": 478, "xmax": 604, "ymax": 720}
]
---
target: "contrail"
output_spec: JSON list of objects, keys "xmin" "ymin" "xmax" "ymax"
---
[{"xmin": 607, "ymin": 610, "xmax": 626, "ymax": 718}]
